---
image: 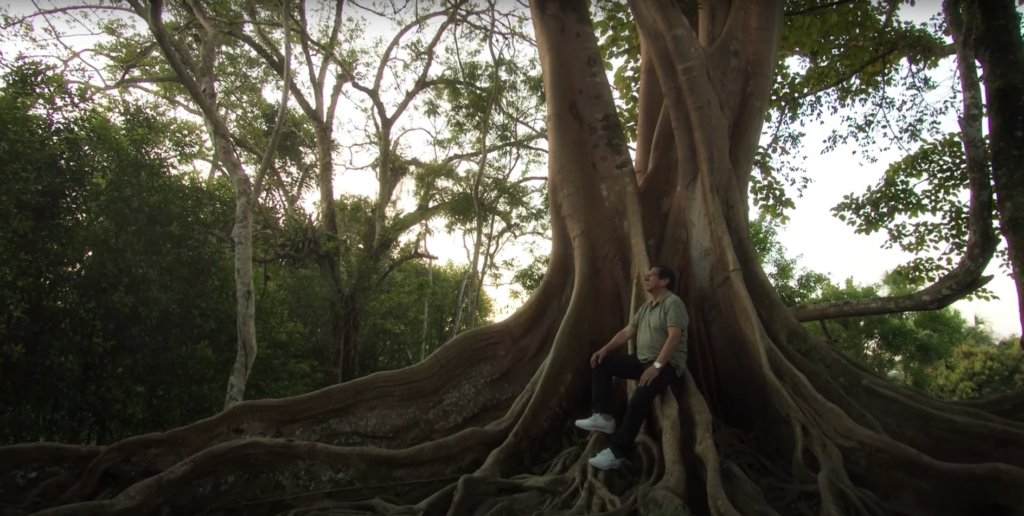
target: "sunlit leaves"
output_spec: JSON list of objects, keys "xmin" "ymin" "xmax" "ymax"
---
[{"xmin": 927, "ymin": 334, "xmax": 1024, "ymax": 400}]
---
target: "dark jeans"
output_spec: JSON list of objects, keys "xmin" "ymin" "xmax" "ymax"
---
[{"xmin": 592, "ymin": 353, "xmax": 676, "ymax": 458}]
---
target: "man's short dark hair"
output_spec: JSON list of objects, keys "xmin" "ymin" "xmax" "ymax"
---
[{"xmin": 655, "ymin": 265, "xmax": 676, "ymax": 293}]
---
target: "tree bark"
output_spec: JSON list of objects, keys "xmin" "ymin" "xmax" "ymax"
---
[
  {"xmin": 449, "ymin": 257, "xmax": 470, "ymax": 339},
  {"xmin": 223, "ymin": 180, "xmax": 258, "ymax": 407},
  {"xmin": 968, "ymin": 0, "xmax": 1024, "ymax": 348},
  {"xmin": 420, "ymin": 234, "xmax": 433, "ymax": 361},
  {"xmin": 467, "ymin": 218, "xmax": 495, "ymax": 327},
  {"xmin": 331, "ymin": 295, "xmax": 364, "ymax": 383}
]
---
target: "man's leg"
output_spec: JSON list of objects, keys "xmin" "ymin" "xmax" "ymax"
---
[
  {"xmin": 591, "ymin": 353, "xmax": 645, "ymax": 417},
  {"xmin": 575, "ymin": 353, "xmax": 644, "ymax": 434},
  {"xmin": 609, "ymin": 367, "xmax": 677, "ymax": 458}
]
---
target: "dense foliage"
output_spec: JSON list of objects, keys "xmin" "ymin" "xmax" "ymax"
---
[
  {"xmin": 753, "ymin": 214, "xmax": 1023, "ymax": 398},
  {"xmin": 0, "ymin": 67, "xmax": 494, "ymax": 445}
]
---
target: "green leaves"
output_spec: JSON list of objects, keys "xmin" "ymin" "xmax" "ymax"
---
[
  {"xmin": 593, "ymin": 0, "xmax": 640, "ymax": 142},
  {"xmin": 750, "ymin": 213, "xmax": 831, "ymax": 305},
  {"xmin": 927, "ymin": 334, "xmax": 1024, "ymax": 400},
  {"xmin": 751, "ymin": 209, "xmax": 1013, "ymax": 395},
  {"xmin": 0, "ymin": 68, "xmax": 238, "ymax": 444},
  {"xmin": 806, "ymin": 275, "xmax": 971, "ymax": 388},
  {"xmin": 832, "ymin": 133, "xmax": 999, "ymax": 296}
]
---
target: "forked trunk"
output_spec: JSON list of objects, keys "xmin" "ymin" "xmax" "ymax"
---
[{"xmin": 5, "ymin": 0, "xmax": 1024, "ymax": 515}]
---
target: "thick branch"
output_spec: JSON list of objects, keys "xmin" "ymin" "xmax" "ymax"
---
[
  {"xmin": 389, "ymin": 8, "xmax": 461, "ymax": 125},
  {"xmin": 107, "ymin": 75, "xmax": 180, "ymax": 88},
  {"xmin": 711, "ymin": 0, "xmax": 785, "ymax": 198},
  {"xmin": 784, "ymin": 0, "xmax": 858, "ymax": 17},
  {"xmin": 792, "ymin": 1, "xmax": 997, "ymax": 322},
  {"xmin": 441, "ymin": 132, "xmax": 546, "ymax": 165},
  {"xmin": 969, "ymin": 0, "xmax": 1024, "ymax": 348},
  {"xmin": 253, "ymin": 0, "xmax": 292, "ymax": 199},
  {"xmin": 126, "ymin": 0, "xmax": 211, "ymax": 122},
  {"xmin": 377, "ymin": 250, "xmax": 438, "ymax": 287},
  {"xmin": 791, "ymin": 274, "xmax": 993, "ymax": 321},
  {"xmin": 294, "ymin": 0, "xmax": 320, "ymax": 114},
  {"xmin": 780, "ymin": 48, "xmax": 899, "ymax": 104},
  {"xmin": 225, "ymin": 29, "xmax": 317, "ymax": 118},
  {"xmin": 3, "ymin": 4, "xmax": 135, "ymax": 29},
  {"xmin": 372, "ymin": 9, "xmax": 450, "ymax": 93},
  {"xmin": 319, "ymin": 0, "xmax": 345, "ymax": 91},
  {"xmin": 324, "ymin": 1, "xmax": 349, "ymax": 125},
  {"xmin": 633, "ymin": 32, "xmax": 662, "ymax": 181},
  {"xmin": 698, "ymin": 0, "xmax": 730, "ymax": 46},
  {"xmin": 385, "ymin": 203, "xmax": 449, "ymax": 244}
]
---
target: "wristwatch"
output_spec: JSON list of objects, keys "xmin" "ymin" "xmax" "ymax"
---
[{"xmin": 654, "ymin": 361, "xmax": 663, "ymax": 369}]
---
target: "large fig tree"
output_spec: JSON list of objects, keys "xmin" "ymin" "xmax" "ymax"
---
[{"xmin": 3, "ymin": 0, "xmax": 1024, "ymax": 515}]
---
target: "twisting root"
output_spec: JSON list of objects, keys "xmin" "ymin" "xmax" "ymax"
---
[{"xmin": 443, "ymin": 475, "xmax": 554, "ymax": 516}]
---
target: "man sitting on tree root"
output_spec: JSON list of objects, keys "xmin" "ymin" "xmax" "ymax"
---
[{"xmin": 575, "ymin": 265, "xmax": 689, "ymax": 470}]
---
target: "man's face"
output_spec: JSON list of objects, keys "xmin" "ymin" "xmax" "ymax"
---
[{"xmin": 643, "ymin": 267, "xmax": 665, "ymax": 292}]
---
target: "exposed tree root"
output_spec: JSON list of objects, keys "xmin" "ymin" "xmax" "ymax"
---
[
  {"xmin": 0, "ymin": 262, "xmax": 570, "ymax": 514},
  {"xmin": 0, "ymin": 444, "xmax": 103, "ymax": 511}
]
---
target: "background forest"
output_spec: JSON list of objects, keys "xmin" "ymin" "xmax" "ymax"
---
[{"xmin": 1, "ymin": 0, "xmax": 1021, "ymax": 450}]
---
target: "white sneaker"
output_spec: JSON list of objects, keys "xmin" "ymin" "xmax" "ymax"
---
[
  {"xmin": 574, "ymin": 413, "xmax": 616, "ymax": 434},
  {"xmin": 588, "ymin": 448, "xmax": 623, "ymax": 470}
]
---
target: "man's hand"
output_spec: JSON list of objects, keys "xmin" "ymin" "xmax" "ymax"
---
[
  {"xmin": 590, "ymin": 348, "xmax": 608, "ymax": 368},
  {"xmin": 638, "ymin": 365, "xmax": 659, "ymax": 386}
]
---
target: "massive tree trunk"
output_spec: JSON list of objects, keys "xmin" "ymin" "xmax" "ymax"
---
[
  {"xmin": 4, "ymin": 1, "xmax": 1024, "ymax": 515},
  {"xmin": 968, "ymin": 0, "xmax": 1024, "ymax": 348}
]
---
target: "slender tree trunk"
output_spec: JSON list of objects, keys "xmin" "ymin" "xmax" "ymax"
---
[
  {"xmin": 313, "ymin": 126, "xmax": 355, "ymax": 382},
  {"xmin": 203, "ymin": 119, "xmax": 220, "ymax": 183},
  {"xmin": 222, "ymin": 165, "xmax": 257, "ymax": 408},
  {"xmin": 464, "ymin": 224, "xmax": 484, "ymax": 327},
  {"xmin": 316, "ymin": 129, "xmax": 339, "ymax": 239},
  {"xmin": 449, "ymin": 265, "xmax": 470, "ymax": 339},
  {"xmin": 461, "ymin": 6, "xmax": 500, "ymax": 333},
  {"xmin": 467, "ymin": 215, "xmax": 497, "ymax": 326},
  {"xmin": 420, "ymin": 243, "xmax": 433, "ymax": 361},
  {"xmin": 343, "ymin": 308, "xmax": 362, "ymax": 382},
  {"xmin": 467, "ymin": 253, "xmax": 487, "ymax": 327}
]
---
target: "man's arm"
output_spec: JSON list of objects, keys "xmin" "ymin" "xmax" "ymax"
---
[
  {"xmin": 656, "ymin": 297, "xmax": 689, "ymax": 365},
  {"xmin": 654, "ymin": 327, "xmax": 682, "ymax": 365}
]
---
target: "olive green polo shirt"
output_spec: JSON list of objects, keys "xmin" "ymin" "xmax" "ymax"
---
[{"xmin": 630, "ymin": 291, "xmax": 689, "ymax": 376}]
